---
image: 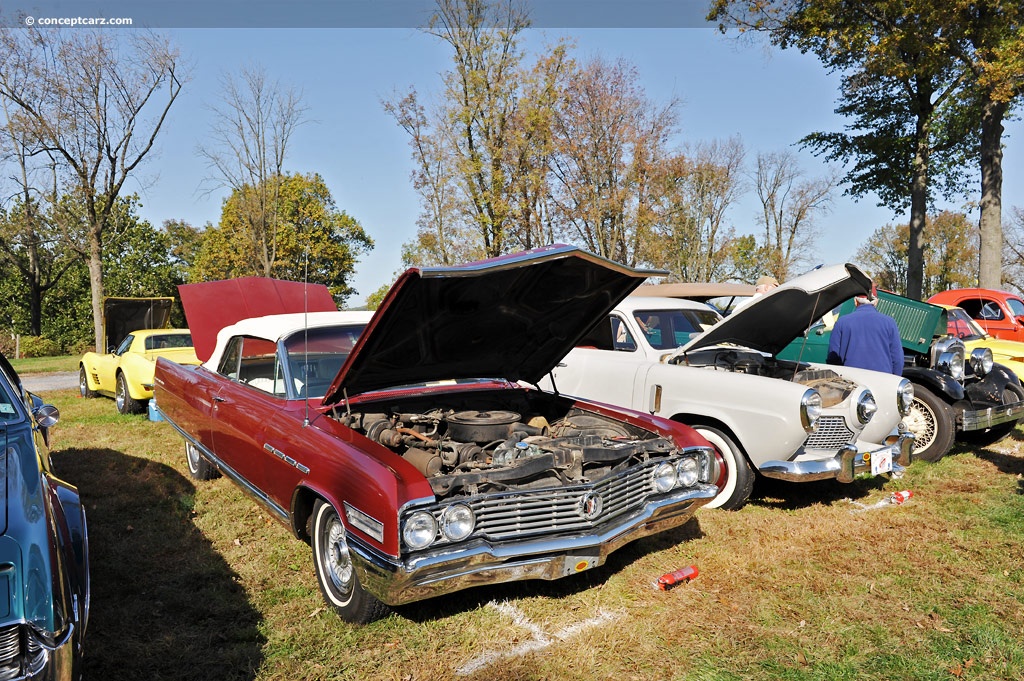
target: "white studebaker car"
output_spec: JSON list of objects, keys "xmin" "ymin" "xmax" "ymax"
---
[{"xmin": 540, "ymin": 264, "xmax": 915, "ymax": 510}]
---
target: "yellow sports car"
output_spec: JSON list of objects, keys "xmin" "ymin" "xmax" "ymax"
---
[
  {"xmin": 80, "ymin": 329, "xmax": 200, "ymax": 414},
  {"xmin": 940, "ymin": 304, "xmax": 1024, "ymax": 378}
]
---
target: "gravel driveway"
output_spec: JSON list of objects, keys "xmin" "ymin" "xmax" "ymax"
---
[{"xmin": 21, "ymin": 371, "xmax": 79, "ymax": 393}]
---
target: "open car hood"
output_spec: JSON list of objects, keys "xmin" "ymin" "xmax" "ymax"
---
[
  {"xmin": 677, "ymin": 263, "xmax": 872, "ymax": 356},
  {"xmin": 179, "ymin": 278, "xmax": 337, "ymax": 363},
  {"xmin": 324, "ymin": 245, "xmax": 659, "ymax": 405}
]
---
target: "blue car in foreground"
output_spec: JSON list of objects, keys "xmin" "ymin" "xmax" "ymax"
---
[{"xmin": 0, "ymin": 354, "xmax": 89, "ymax": 679}]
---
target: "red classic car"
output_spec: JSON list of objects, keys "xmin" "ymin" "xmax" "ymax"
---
[
  {"xmin": 154, "ymin": 246, "xmax": 722, "ymax": 623},
  {"xmin": 929, "ymin": 288, "xmax": 1024, "ymax": 342}
]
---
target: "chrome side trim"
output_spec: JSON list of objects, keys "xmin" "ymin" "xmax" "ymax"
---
[
  {"xmin": 350, "ymin": 483, "xmax": 718, "ymax": 607},
  {"xmin": 162, "ymin": 414, "xmax": 290, "ymax": 524}
]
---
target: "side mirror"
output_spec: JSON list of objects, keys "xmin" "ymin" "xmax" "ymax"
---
[{"xmin": 32, "ymin": 404, "xmax": 60, "ymax": 428}]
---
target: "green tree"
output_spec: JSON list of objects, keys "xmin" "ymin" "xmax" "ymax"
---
[
  {"xmin": 648, "ymin": 138, "xmax": 747, "ymax": 282},
  {"xmin": 708, "ymin": 0, "xmax": 973, "ymax": 299},
  {"xmin": 549, "ymin": 56, "xmax": 678, "ymax": 267},
  {"xmin": 193, "ymin": 173, "xmax": 373, "ymax": 305},
  {"xmin": 198, "ymin": 65, "xmax": 307, "ymax": 277},
  {"xmin": 940, "ymin": 1, "xmax": 1024, "ymax": 289},
  {"xmin": 855, "ymin": 210, "xmax": 978, "ymax": 297},
  {"xmin": 0, "ymin": 28, "xmax": 186, "ymax": 350}
]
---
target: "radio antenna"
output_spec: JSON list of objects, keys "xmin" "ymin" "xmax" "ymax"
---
[{"xmin": 303, "ymin": 248, "xmax": 310, "ymax": 427}]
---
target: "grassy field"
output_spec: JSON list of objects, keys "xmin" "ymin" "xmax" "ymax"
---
[
  {"xmin": 42, "ymin": 387, "xmax": 1024, "ymax": 681},
  {"xmin": 10, "ymin": 354, "xmax": 79, "ymax": 374}
]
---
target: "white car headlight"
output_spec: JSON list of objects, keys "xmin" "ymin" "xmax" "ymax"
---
[
  {"xmin": 897, "ymin": 379, "xmax": 914, "ymax": 417},
  {"xmin": 652, "ymin": 461, "xmax": 677, "ymax": 493},
  {"xmin": 440, "ymin": 504, "xmax": 475, "ymax": 542},
  {"xmin": 800, "ymin": 389, "xmax": 822, "ymax": 432},
  {"xmin": 402, "ymin": 510, "xmax": 437, "ymax": 550},
  {"xmin": 969, "ymin": 347, "xmax": 994, "ymax": 377},
  {"xmin": 676, "ymin": 457, "xmax": 699, "ymax": 487},
  {"xmin": 856, "ymin": 390, "xmax": 877, "ymax": 424}
]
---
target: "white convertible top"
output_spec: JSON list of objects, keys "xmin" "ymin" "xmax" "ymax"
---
[{"xmin": 204, "ymin": 310, "xmax": 375, "ymax": 370}]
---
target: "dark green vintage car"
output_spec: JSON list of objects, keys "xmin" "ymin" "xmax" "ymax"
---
[
  {"xmin": 780, "ymin": 291, "xmax": 1024, "ymax": 462},
  {"xmin": 0, "ymin": 354, "xmax": 89, "ymax": 679}
]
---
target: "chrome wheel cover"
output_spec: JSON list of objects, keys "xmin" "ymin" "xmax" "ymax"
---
[
  {"xmin": 323, "ymin": 514, "xmax": 354, "ymax": 598},
  {"xmin": 115, "ymin": 378, "xmax": 126, "ymax": 412}
]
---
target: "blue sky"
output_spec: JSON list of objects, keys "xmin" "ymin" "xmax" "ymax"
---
[{"xmin": 126, "ymin": 27, "xmax": 1023, "ymax": 305}]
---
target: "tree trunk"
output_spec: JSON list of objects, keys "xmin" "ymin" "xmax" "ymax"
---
[
  {"xmin": 906, "ymin": 112, "xmax": 932, "ymax": 300},
  {"xmin": 978, "ymin": 97, "xmax": 1006, "ymax": 289},
  {"xmin": 89, "ymin": 230, "xmax": 105, "ymax": 352}
]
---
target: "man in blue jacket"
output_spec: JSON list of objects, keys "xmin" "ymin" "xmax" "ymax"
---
[{"xmin": 827, "ymin": 287, "xmax": 904, "ymax": 375}]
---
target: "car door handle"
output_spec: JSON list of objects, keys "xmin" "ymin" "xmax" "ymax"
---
[{"xmin": 213, "ymin": 396, "xmax": 228, "ymax": 403}]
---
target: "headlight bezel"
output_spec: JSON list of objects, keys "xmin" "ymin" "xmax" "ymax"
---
[
  {"xmin": 932, "ymin": 337, "xmax": 965, "ymax": 381},
  {"xmin": 402, "ymin": 510, "xmax": 438, "ymax": 551},
  {"xmin": 800, "ymin": 389, "xmax": 823, "ymax": 432},
  {"xmin": 440, "ymin": 503, "xmax": 476, "ymax": 542},
  {"xmin": 969, "ymin": 347, "xmax": 994, "ymax": 377},
  {"xmin": 856, "ymin": 390, "xmax": 877, "ymax": 424},
  {"xmin": 651, "ymin": 461, "xmax": 678, "ymax": 493},
  {"xmin": 897, "ymin": 378, "xmax": 914, "ymax": 417}
]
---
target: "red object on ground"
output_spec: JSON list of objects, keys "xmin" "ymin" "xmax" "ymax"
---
[
  {"xmin": 890, "ymin": 490, "xmax": 913, "ymax": 505},
  {"xmin": 657, "ymin": 565, "xmax": 699, "ymax": 590}
]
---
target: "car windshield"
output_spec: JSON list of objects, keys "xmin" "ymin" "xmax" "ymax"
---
[
  {"xmin": 634, "ymin": 308, "xmax": 722, "ymax": 350},
  {"xmin": 283, "ymin": 324, "xmax": 367, "ymax": 398},
  {"xmin": 947, "ymin": 308, "xmax": 987, "ymax": 341},
  {"xmin": 1009, "ymin": 297, "xmax": 1024, "ymax": 318}
]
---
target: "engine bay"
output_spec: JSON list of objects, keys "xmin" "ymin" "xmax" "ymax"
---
[
  {"xmin": 669, "ymin": 348, "xmax": 858, "ymax": 407},
  {"xmin": 331, "ymin": 390, "xmax": 685, "ymax": 499}
]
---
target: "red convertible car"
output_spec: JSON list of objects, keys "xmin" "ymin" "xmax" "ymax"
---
[{"xmin": 154, "ymin": 246, "xmax": 722, "ymax": 623}]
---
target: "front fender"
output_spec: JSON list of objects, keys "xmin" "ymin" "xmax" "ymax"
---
[{"xmin": 903, "ymin": 366, "xmax": 964, "ymax": 402}]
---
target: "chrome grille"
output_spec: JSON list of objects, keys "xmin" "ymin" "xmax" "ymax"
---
[
  {"xmin": 803, "ymin": 415, "xmax": 855, "ymax": 450},
  {"xmin": 0, "ymin": 626, "xmax": 19, "ymax": 681},
  {"xmin": 416, "ymin": 450, "xmax": 711, "ymax": 545}
]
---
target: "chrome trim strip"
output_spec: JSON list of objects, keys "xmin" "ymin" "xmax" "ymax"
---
[
  {"xmin": 262, "ymin": 443, "xmax": 310, "ymax": 475},
  {"xmin": 959, "ymin": 400, "xmax": 1024, "ymax": 431},
  {"xmin": 161, "ymin": 414, "xmax": 290, "ymax": 524},
  {"xmin": 350, "ymin": 483, "xmax": 718, "ymax": 606}
]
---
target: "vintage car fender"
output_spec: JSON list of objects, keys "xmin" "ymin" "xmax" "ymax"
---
[
  {"xmin": 635, "ymin": 361, "xmax": 814, "ymax": 466},
  {"xmin": 79, "ymin": 350, "xmax": 114, "ymax": 394},
  {"xmin": 903, "ymin": 365, "xmax": 966, "ymax": 402},
  {"xmin": 809, "ymin": 363, "xmax": 910, "ymax": 444},
  {"xmin": 118, "ymin": 351, "xmax": 161, "ymax": 399}
]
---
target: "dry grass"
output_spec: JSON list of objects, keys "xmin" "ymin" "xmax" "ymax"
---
[{"xmin": 43, "ymin": 388, "xmax": 1024, "ymax": 681}]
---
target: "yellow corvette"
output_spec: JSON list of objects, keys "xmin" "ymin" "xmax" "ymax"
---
[
  {"xmin": 940, "ymin": 304, "xmax": 1024, "ymax": 378},
  {"xmin": 80, "ymin": 329, "xmax": 201, "ymax": 414}
]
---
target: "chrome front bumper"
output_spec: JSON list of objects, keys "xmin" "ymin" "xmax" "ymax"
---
[
  {"xmin": 759, "ymin": 432, "xmax": 915, "ymax": 484},
  {"xmin": 351, "ymin": 483, "xmax": 719, "ymax": 607},
  {"xmin": 959, "ymin": 400, "xmax": 1024, "ymax": 431}
]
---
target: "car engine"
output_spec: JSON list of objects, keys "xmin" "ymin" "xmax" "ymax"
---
[
  {"xmin": 334, "ymin": 396, "xmax": 689, "ymax": 500},
  {"xmin": 669, "ymin": 347, "xmax": 858, "ymax": 407}
]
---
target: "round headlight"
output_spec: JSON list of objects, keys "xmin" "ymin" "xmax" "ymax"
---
[
  {"xmin": 440, "ymin": 504, "xmax": 475, "ymax": 542},
  {"xmin": 856, "ymin": 390, "xmax": 877, "ymax": 424},
  {"xmin": 897, "ymin": 378, "xmax": 914, "ymax": 417},
  {"xmin": 676, "ymin": 457, "xmax": 699, "ymax": 487},
  {"xmin": 652, "ymin": 461, "xmax": 677, "ymax": 493},
  {"xmin": 800, "ymin": 389, "xmax": 823, "ymax": 432},
  {"xmin": 970, "ymin": 347, "xmax": 994, "ymax": 377},
  {"xmin": 402, "ymin": 511, "xmax": 437, "ymax": 550},
  {"xmin": 937, "ymin": 351, "xmax": 964, "ymax": 380}
]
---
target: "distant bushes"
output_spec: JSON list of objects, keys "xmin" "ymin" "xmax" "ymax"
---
[{"xmin": 1, "ymin": 335, "xmax": 63, "ymax": 358}]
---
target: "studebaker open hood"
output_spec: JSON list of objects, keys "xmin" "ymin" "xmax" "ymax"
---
[
  {"xmin": 323, "ymin": 245, "xmax": 660, "ymax": 405},
  {"xmin": 676, "ymin": 263, "xmax": 872, "ymax": 357}
]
